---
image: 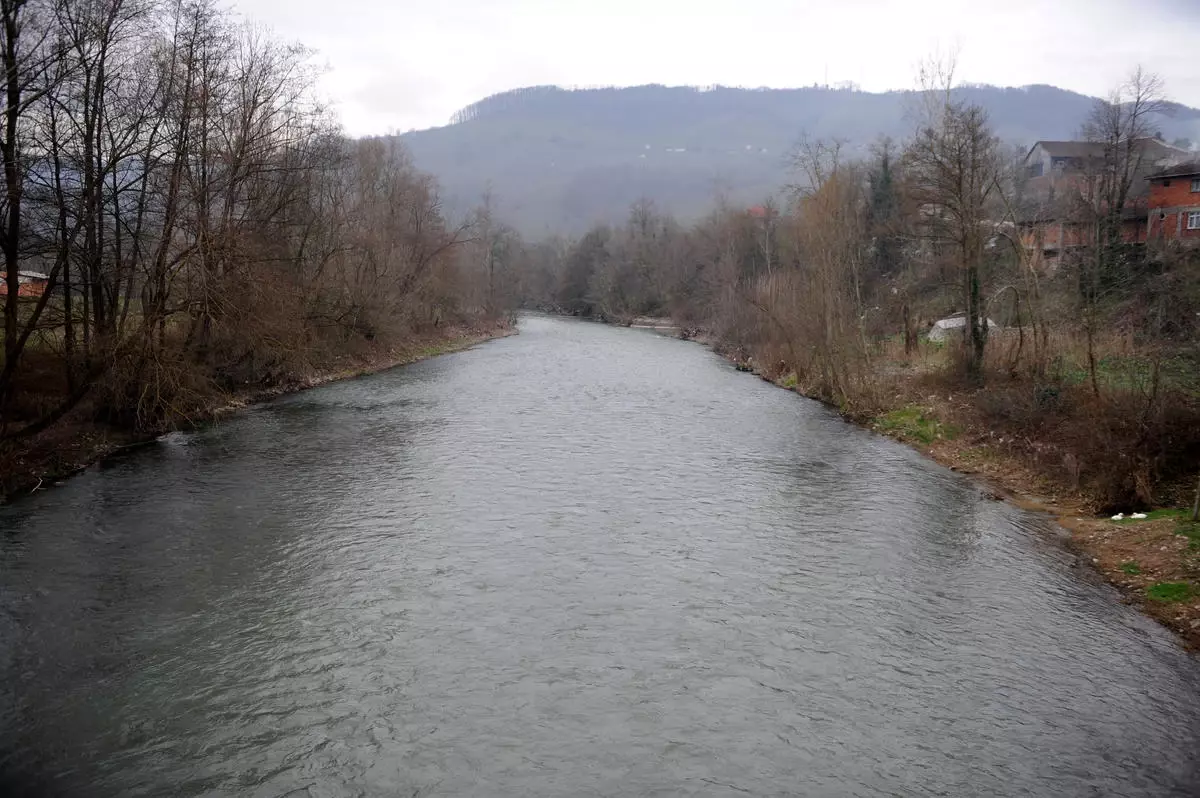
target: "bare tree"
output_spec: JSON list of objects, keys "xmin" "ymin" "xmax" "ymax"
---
[
  {"xmin": 1, "ymin": 0, "xmax": 495, "ymax": 441},
  {"xmin": 905, "ymin": 57, "xmax": 1002, "ymax": 377},
  {"xmin": 0, "ymin": 0, "xmax": 58, "ymax": 418},
  {"xmin": 1075, "ymin": 67, "xmax": 1168, "ymax": 394}
]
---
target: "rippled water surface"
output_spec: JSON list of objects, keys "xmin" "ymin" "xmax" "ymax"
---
[{"xmin": 3, "ymin": 315, "xmax": 1200, "ymax": 797}]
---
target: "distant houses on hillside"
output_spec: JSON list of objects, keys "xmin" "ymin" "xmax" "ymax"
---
[{"xmin": 1018, "ymin": 137, "xmax": 1199, "ymax": 267}]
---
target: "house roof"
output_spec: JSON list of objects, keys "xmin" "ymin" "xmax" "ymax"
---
[
  {"xmin": 1147, "ymin": 160, "xmax": 1200, "ymax": 180},
  {"xmin": 1029, "ymin": 141, "xmax": 1105, "ymax": 160},
  {"xmin": 1026, "ymin": 137, "xmax": 1190, "ymax": 164}
]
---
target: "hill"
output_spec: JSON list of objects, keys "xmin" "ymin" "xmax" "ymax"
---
[{"xmin": 398, "ymin": 84, "xmax": 1200, "ymax": 236}]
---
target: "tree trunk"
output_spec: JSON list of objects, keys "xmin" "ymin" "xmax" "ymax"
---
[
  {"xmin": 1191, "ymin": 470, "xmax": 1200, "ymax": 523},
  {"xmin": 902, "ymin": 302, "xmax": 915, "ymax": 355},
  {"xmin": 0, "ymin": 0, "xmax": 23, "ymax": 414}
]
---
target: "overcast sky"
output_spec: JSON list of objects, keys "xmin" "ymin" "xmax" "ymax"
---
[{"xmin": 233, "ymin": 0, "xmax": 1200, "ymax": 136}]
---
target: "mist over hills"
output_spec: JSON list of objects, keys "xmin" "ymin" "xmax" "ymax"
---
[{"xmin": 398, "ymin": 84, "xmax": 1200, "ymax": 236}]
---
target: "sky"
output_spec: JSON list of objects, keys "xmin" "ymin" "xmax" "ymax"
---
[{"xmin": 232, "ymin": 0, "xmax": 1200, "ymax": 136}]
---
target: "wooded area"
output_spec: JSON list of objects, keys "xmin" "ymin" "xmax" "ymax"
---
[
  {"xmin": 513, "ymin": 64, "xmax": 1200, "ymax": 512},
  {"xmin": 0, "ymin": 0, "xmax": 506, "ymax": 476}
]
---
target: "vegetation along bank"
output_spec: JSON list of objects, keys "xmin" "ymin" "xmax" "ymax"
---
[{"xmin": 0, "ymin": 2, "xmax": 517, "ymax": 499}]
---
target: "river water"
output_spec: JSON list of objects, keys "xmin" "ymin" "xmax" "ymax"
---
[{"xmin": 2, "ymin": 315, "xmax": 1199, "ymax": 797}]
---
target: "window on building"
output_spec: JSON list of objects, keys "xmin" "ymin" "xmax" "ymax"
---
[
  {"xmin": 1191, "ymin": 178, "xmax": 1200, "ymax": 192},
  {"xmin": 1189, "ymin": 211, "xmax": 1200, "ymax": 230}
]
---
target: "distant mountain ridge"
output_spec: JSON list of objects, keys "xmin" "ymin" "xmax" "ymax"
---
[{"xmin": 398, "ymin": 84, "xmax": 1200, "ymax": 236}]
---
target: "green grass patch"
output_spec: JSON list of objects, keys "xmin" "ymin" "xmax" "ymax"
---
[
  {"xmin": 1112, "ymin": 508, "xmax": 1192, "ymax": 524},
  {"xmin": 779, "ymin": 372, "xmax": 798, "ymax": 389},
  {"xmin": 1143, "ymin": 508, "xmax": 1190, "ymax": 521},
  {"xmin": 1056, "ymin": 354, "xmax": 1200, "ymax": 396},
  {"xmin": 875, "ymin": 405, "xmax": 958, "ymax": 445},
  {"xmin": 918, "ymin": 334, "xmax": 944, "ymax": 350},
  {"xmin": 411, "ymin": 336, "xmax": 479, "ymax": 360},
  {"xmin": 1146, "ymin": 582, "xmax": 1195, "ymax": 602},
  {"xmin": 1176, "ymin": 519, "xmax": 1200, "ymax": 550},
  {"xmin": 1109, "ymin": 508, "xmax": 1200, "ymax": 549},
  {"xmin": 1119, "ymin": 561, "xmax": 1142, "ymax": 575}
]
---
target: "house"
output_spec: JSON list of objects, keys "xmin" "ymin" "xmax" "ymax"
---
[
  {"xmin": 1025, "ymin": 138, "xmax": 1186, "ymax": 183},
  {"xmin": 1146, "ymin": 161, "xmax": 1200, "ymax": 242},
  {"xmin": 0, "ymin": 270, "xmax": 49, "ymax": 297},
  {"xmin": 1018, "ymin": 138, "xmax": 1190, "ymax": 267},
  {"xmin": 1025, "ymin": 140, "xmax": 1106, "ymax": 179}
]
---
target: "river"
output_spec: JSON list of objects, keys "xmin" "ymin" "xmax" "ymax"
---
[{"xmin": 2, "ymin": 314, "xmax": 1199, "ymax": 797}]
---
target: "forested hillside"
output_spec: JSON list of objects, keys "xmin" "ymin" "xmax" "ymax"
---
[{"xmin": 400, "ymin": 84, "xmax": 1200, "ymax": 235}]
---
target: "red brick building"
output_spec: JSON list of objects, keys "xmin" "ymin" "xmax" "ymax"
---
[
  {"xmin": 1146, "ymin": 161, "xmax": 1200, "ymax": 242},
  {"xmin": 1018, "ymin": 138, "xmax": 1191, "ymax": 267}
]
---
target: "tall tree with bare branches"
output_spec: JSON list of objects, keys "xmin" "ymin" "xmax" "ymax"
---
[{"xmin": 905, "ymin": 58, "xmax": 1002, "ymax": 377}]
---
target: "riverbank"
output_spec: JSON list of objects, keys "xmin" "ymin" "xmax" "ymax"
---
[
  {"xmin": 0, "ymin": 321, "xmax": 514, "ymax": 503},
  {"xmin": 864, "ymin": 391, "xmax": 1200, "ymax": 649},
  {"xmin": 702, "ymin": 335, "xmax": 1200, "ymax": 650}
]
